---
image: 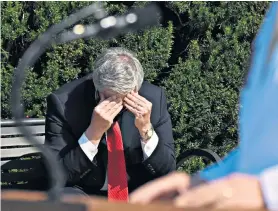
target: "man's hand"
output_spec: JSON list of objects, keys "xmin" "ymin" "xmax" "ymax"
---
[
  {"xmin": 85, "ymin": 94, "xmax": 123, "ymax": 144},
  {"xmin": 130, "ymin": 172, "xmax": 190, "ymax": 204},
  {"xmin": 173, "ymin": 173, "xmax": 264, "ymax": 210},
  {"xmin": 124, "ymin": 91, "xmax": 152, "ymax": 138},
  {"xmin": 131, "ymin": 172, "xmax": 264, "ymax": 210}
]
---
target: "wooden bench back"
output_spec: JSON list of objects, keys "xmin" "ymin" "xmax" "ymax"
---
[{"xmin": 1, "ymin": 119, "xmax": 45, "ymax": 165}]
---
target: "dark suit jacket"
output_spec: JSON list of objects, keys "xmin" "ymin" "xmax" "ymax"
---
[{"xmin": 45, "ymin": 77, "xmax": 176, "ymax": 194}]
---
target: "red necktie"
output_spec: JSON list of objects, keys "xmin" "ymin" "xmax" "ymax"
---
[{"xmin": 107, "ymin": 121, "xmax": 129, "ymax": 201}]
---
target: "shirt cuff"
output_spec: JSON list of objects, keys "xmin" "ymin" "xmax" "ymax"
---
[
  {"xmin": 78, "ymin": 133, "xmax": 99, "ymax": 162},
  {"xmin": 259, "ymin": 165, "xmax": 278, "ymax": 211},
  {"xmin": 141, "ymin": 131, "xmax": 159, "ymax": 160}
]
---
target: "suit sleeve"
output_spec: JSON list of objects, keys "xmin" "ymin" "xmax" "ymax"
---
[
  {"xmin": 142, "ymin": 88, "xmax": 176, "ymax": 176},
  {"xmin": 45, "ymin": 93, "xmax": 98, "ymax": 184}
]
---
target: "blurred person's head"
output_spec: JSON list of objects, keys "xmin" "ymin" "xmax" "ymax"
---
[{"xmin": 89, "ymin": 47, "xmax": 144, "ymax": 99}]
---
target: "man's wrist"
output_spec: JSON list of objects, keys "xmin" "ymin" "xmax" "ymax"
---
[
  {"xmin": 85, "ymin": 126, "xmax": 103, "ymax": 144},
  {"xmin": 138, "ymin": 123, "xmax": 153, "ymax": 141}
]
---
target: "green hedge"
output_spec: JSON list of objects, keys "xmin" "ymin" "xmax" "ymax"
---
[{"xmin": 1, "ymin": 2, "xmax": 269, "ymax": 167}]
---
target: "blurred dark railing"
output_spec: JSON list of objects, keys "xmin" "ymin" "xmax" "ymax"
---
[{"xmin": 1, "ymin": 118, "xmax": 45, "ymax": 127}]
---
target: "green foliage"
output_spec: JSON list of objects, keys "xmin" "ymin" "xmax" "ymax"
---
[
  {"xmin": 177, "ymin": 157, "xmax": 206, "ymax": 175},
  {"xmin": 163, "ymin": 1, "xmax": 269, "ymax": 157},
  {"xmin": 1, "ymin": 2, "xmax": 269, "ymax": 171}
]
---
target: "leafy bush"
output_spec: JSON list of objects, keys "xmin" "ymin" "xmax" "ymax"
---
[{"xmin": 162, "ymin": 1, "xmax": 269, "ymax": 157}]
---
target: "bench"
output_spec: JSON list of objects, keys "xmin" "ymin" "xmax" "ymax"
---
[
  {"xmin": 1, "ymin": 119, "xmax": 48, "ymax": 190},
  {"xmin": 1, "ymin": 118, "xmax": 221, "ymax": 190},
  {"xmin": 1, "ymin": 119, "xmax": 45, "ymax": 166}
]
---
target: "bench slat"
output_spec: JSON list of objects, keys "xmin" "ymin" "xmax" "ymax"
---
[
  {"xmin": 1, "ymin": 125, "xmax": 45, "ymax": 136},
  {"xmin": 1, "ymin": 182, "xmax": 48, "ymax": 190},
  {"xmin": 1, "ymin": 171, "xmax": 38, "ymax": 183},
  {"xmin": 1, "ymin": 160, "xmax": 10, "ymax": 166},
  {"xmin": 1, "ymin": 147, "xmax": 41, "ymax": 159},
  {"xmin": 1, "ymin": 136, "xmax": 45, "ymax": 147},
  {"xmin": 1, "ymin": 183, "xmax": 38, "ymax": 190},
  {"xmin": 1, "ymin": 158, "xmax": 42, "ymax": 169}
]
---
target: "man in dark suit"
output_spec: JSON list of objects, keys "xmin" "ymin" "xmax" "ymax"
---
[{"xmin": 45, "ymin": 47, "xmax": 176, "ymax": 198}]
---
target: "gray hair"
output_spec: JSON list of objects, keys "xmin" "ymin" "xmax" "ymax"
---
[{"xmin": 90, "ymin": 47, "xmax": 144, "ymax": 94}]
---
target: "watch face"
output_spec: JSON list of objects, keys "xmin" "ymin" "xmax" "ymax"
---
[{"xmin": 147, "ymin": 128, "xmax": 153, "ymax": 138}]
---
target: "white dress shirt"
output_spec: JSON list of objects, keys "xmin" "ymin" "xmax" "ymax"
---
[
  {"xmin": 78, "ymin": 130, "xmax": 159, "ymax": 190},
  {"xmin": 260, "ymin": 165, "xmax": 278, "ymax": 211}
]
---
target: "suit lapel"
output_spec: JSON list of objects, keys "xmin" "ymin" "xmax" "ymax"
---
[{"xmin": 98, "ymin": 135, "xmax": 108, "ymax": 172}]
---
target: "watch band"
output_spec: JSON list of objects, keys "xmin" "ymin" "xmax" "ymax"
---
[{"xmin": 141, "ymin": 125, "xmax": 154, "ymax": 142}]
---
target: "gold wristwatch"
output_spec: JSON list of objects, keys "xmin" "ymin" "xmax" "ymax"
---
[{"xmin": 141, "ymin": 125, "xmax": 154, "ymax": 142}]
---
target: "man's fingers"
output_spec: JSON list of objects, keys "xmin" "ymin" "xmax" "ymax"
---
[
  {"xmin": 110, "ymin": 105, "xmax": 124, "ymax": 118},
  {"xmin": 130, "ymin": 172, "xmax": 190, "ymax": 204},
  {"xmin": 131, "ymin": 91, "xmax": 149, "ymax": 104},
  {"xmin": 107, "ymin": 99, "xmax": 123, "ymax": 115},
  {"xmin": 105, "ymin": 97, "xmax": 122, "ymax": 110},
  {"xmin": 98, "ymin": 96, "xmax": 117, "ymax": 109},
  {"xmin": 173, "ymin": 180, "xmax": 226, "ymax": 208},
  {"xmin": 124, "ymin": 103, "xmax": 142, "ymax": 117},
  {"xmin": 101, "ymin": 96, "xmax": 122, "ymax": 110},
  {"xmin": 125, "ymin": 94, "xmax": 146, "ymax": 108},
  {"xmin": 124, "ymin": 97, "xmax": 146, "ymax": 113}
]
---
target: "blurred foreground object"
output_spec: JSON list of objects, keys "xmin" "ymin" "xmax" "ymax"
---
[
  {"xmin": 1, "ymin": 190, "xmax": 269, "ymax": 211},
  {"xmin": 200, "ymin": 1, "xmax": 278, "ymax": 180}
]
